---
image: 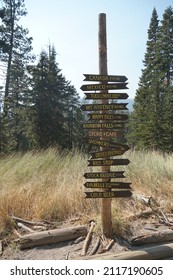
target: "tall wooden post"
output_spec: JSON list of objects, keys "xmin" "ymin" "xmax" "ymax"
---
[{"xmin": 98, "ymin": 13, "xmax": 112, "ymax": 237}]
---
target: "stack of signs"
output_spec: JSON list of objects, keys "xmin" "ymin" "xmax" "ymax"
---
[{"xmin": 80, "ymin": 74, "xmax": 132, "ymax": 199}]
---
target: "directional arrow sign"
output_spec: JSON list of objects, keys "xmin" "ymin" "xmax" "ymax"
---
[
  {"xmin": 84, "ymin": 138, "xmax": 110, "ymax": 148},
  {"xmin": 84, "ymin": 92, "xmax": 129, "ymax": 100},
  {"xmin": 84, "ymin": 171, "xmax": 125, "ymax": 179},
  {"xmin": 85, "ymin": 190, "xmax": 132, "ymax": 199},
  {"xmin": 90, "ymin": 147, "xmax": 130, "ymax": 159},
  {"xmin": 85, "ymin": 130, "xmax": 122, "ymax": 138},
  {"xmin": 83, "ymin": 123, "xmax": 125, "ymax": 129},
  {"xmin": 88, "ymin": 114, "xmax": 129, "ymax": 121},
  {"xmin": 84, "ymin": 138, "xmax": 129, "ymax": 149},
  {"xmin": 84, "ymin": 182, "xmax": 131, "ymax": 189},
  {"xmin": 81, "ymin": 103, "xmax": 128, "ymax": 111},
  {"xmin": 80, "ymin": 83, "xmax": 128, "ymax": 91},
  {"xmin": 88, "ymin": 159, "xmax": 130, "ymax": 166},
  {"xmin": 83, "ymin": 74, "xmax": 128, "ymax": 82}
]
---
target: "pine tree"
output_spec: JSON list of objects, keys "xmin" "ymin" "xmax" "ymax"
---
[
  {"xmin": 127, "ymin": 7, "xmax": 173, "ymax": 151},
  {"xmin": 0, "ymin": 0, "xmax": 34, "ymax": 152},
  {"xmin": 31, "ymin": 46, "xmax": 82, "ymax": 149},
  {"xmin": 128, "ymin": 8, "xmax": 160, "ymax": 149},
  {"xmin": 0, "ymin": 0, "xmax": 33, "ymax": 111},
  {"xmin": 159, "ymin": 7, "xmax": 173, "ymax": 151}
]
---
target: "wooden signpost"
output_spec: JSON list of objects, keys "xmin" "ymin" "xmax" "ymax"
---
[
  {"xmin": 84, "ymin": 182, "xmax": 131, "ymax": 189},
  {"xmin": 85, "ymin": 92, "xmax": 129, "ymax": 100},
  {"xmin": 83, "ymin": 122, "xmax": 125, "ymax": 129},
  {"xmin": 84, "ymin": 171, "xmax": 125, "ymax": 179},
  {"xmin": 80, "ymin": 83, "xmax": 128, "ymax": 91},
  {"xmin": 83, "ymin": 74, "xmax": 128, "ymax": 82},
  {"xmin": 88, "ymin": 159, "xmax": 130, "ymax": 166},
  {"xmin": 89, "ymin": 148, "xmax": 129, "ymax": 159},
  {"xmin": 85, "ymin": 130, "xmax": 122, "ymax": 138},
  {"xmin": 81, "ymin": 103, "xmax": 128, "ymax": 111},
  {"xmin": 88, "ymin": 113, "xmax": 128, "ymax": 121},
  {"xmin": 85, "ymin": 191, "xmax": 132, "ymax": 199},
  {"xmin": 80, "ymin": 13, "xmax": 132, "ymax": 237}
]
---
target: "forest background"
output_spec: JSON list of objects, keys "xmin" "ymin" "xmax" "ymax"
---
[{"xmin": 0, "ymin": 1, "xmax": 173, "ymax": 153}]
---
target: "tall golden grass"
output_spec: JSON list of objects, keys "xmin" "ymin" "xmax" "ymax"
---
[{"xmin": 0, "ymin": 148, "xmax": 173, "ymax": 236}]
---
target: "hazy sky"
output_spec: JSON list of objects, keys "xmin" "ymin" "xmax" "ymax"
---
[{"xmin": 15, "ymin": 1, "xmax": 173, "ymax": 98}]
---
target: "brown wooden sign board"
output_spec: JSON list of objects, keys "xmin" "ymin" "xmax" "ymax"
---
[
  {"xmin": 83, "ymin": 122, "xmax": 125, "ymax": 129},
  {"xmin": 81, "ymin": 103, "xmax": 128, "ymax": 111},
  {"xmin": 85, "ymin": 130, "xmax": 122, "ymax": 138},
  {"xmin": 88, "ymin": 158, "xmax": 130, "ymax": 166},
  {"xmin": 84, "ymin": 182, "xmax": 131, "ymax": 189},
  {"xmin": 80, "ymin": 83, "xmax": 128, "ymax": 91},
  {"xmin": 84, "ymin": 171, "xmax": 125, "ymax": 179},
  {"xmin": 85, "ymin": 190, "xmax": 132, "ymax": 199},
  {"xmin": 84, "ymin": 92, "xmax": 128, "ymax": 100},
  {"xmin": 89, "ymin": 147, "xmax": 129, "ymax": 159},
  {"xmin": 85, "ymin": 138, "xmax": 110, "ymax": 148},
  {"xmin": 83, "ymin": 74, "xmax": 128, "ymax": 82},
  {"xmin": 84, "ymin": 138, "xmax": 129, "ymax": 149},
  {"xmin": 88, "ymin": 113, "xmax": 129, "ymax": 121}
]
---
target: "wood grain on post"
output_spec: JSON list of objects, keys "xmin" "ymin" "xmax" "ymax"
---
[{"xmin": 98, "ymin": 13, "xmax": 112, "ymax": 237}]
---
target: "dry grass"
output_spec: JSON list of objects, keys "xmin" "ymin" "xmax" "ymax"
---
[
  {"xmin": 0, "ymin": 148, "xmax": 173, "ymax": 236},
  {"xmin": 125, "ymin": 150, "xmax": 173, "ymax": 209}
]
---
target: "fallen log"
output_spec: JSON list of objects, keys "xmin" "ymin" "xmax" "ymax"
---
[
  {"xmin": 81, "ymin": 222, "xmax": 95, "ymax": 256},
  {"xmin": 17, "ymin": 222, "xmax": 35, "ymax": 233},
  {"xmin": 105, "ymin": 239, "xmax": 115, "ymax": 251},
  {"xmin": 127, "ymin": 209, "xmax": 153, "ymax": 221},
  {"xmin": 12, "ymin": 216, "xmax": 46, "ymax": 226},
  {"xmin": 131, "ymin": 230, "xmax": 173, "ymax": 245},
  {"xmin": 82, "ymin": 242, "xmax": 173, "ymax": 260},
  {"xmin": 0, "ymin": 240, "xmax": 2, "ymax": 255},
  {"xmin": 89, "ymin": 236, "xmax": 100, "ymax": 256},
  {"xmin": 13, "ymin": 229, "xmax": 22, "ymax": 238},
  {"xmin": 20, "ymin": 225, "xmax": 87, "ymax": 250}
]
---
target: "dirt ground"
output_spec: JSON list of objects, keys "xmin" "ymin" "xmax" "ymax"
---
[{"xmin": 1, "ymin": 216, "xmax": 172, "ymax": 260}]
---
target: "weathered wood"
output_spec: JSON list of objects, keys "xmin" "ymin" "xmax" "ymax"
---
[
  {"xmin": 33, "ymin": 225, "xmax": 47, "ymax": 231},
  {"xmin": 73, "ymin": 236, "xmax": 85, "ymax": 244},
  {"xmin": 127, "ymin": 209, "xmax": 153, "ymax": 220},
  {"xmin": 132, "ymin": 194, "xmax": 151, "ymax": 205},
  {"xmin": 135, "ymin": 209, "xmax": 153, "ymax": 218},
  {"xmin": 12, "ymin": 216, "xmax": 47, "ymax": 226},
  {"xmin": 89, "ymin": 236, "xmax": 101, "ymax": 255},
  {"xmin": 105, "ymin": 239, "xmax": 115, "ymax": 251},
  {"xmin": 17, "ymin": 222, "xmax": 35, "ymax": 233},
  {"xmin": 0, "ymin": 240, "xmax": 2, "ymax": 255},
  {"xmin": 83, "ymin": 242, "xmax": 173, "ymax": 260},
  {"xmin": 13, "ymin": 229, "xmax": 22, "ymax": 238},
  {"xmin": 98, "ymin": 13, "xmax": 112, "ymax": 238},
  {"xmin": 131, "ymin": 230, "xmax": 173, "ymax": 245},
  {"xmin": 81, "ymin": 222, "xmax": 95, "ymax": 256},
  {"xmin": 20, "ymin": 225, "xmax": 87, "ymax": 249}
]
